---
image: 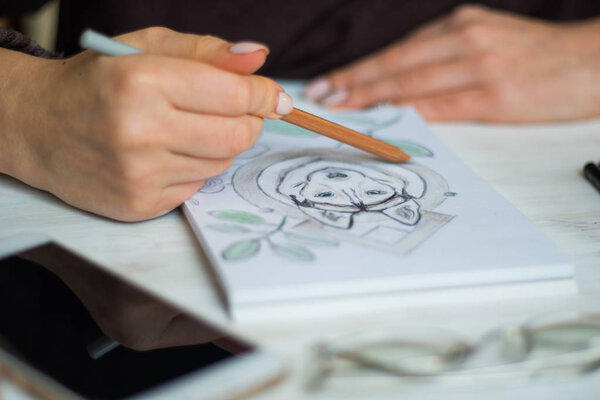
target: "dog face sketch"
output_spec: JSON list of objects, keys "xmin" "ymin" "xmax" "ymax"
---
[
  {"xmin": 301, "ymin": 167, "xmax": 396, "ymax": 207},
  {"xmin": 276, "ymin": 161, "xmax": 425, "ymax": 229},
  {"xmin": 234, "ymin": 149, "xmax": 453, "ymax": 254}
]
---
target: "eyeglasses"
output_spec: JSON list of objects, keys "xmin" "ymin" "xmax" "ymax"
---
[{"xmin": 305, "ymin": 312, "xmax": 600, "ymax": 391}]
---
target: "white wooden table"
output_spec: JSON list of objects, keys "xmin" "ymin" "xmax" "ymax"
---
[{"xmin": 1, "ymin": 119, "xmax": 600, "ymax": 399}]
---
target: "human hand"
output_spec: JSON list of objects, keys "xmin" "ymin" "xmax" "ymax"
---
[
  {"xmin": 305, "ymin": 5, "xmax": 600, "ymax": 123},
  {"xmin": 0, "ymin": 27, "xmax": 293, "ymax": 221}
]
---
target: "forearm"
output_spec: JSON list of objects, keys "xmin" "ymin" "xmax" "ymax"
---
[
  {"xmin": 0, "ymin": 48, "xmax": 55, "ymax": 182},
  {"xmin": 0, "ymin": 26, "xmax": 60, "ymax": 182}
]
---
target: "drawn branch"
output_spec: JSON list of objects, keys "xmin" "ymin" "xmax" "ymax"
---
[
  {"xmin": 223, "ymin": 239, "xmax": 261, "ymax": 261},
  {"xmin": 209, "ymin": 210, "xmax": 266, "ymax": 224},
  {"xmin": 208, "ymin": 210, "xmax": 338, "ymax": 262},
  {"xmin": 270, "ymin": 242, "xmax": 314, "ymax": 262},
  {"xmin": 207, "ymin": 224, "xmax": 252, "ymax": 233}
]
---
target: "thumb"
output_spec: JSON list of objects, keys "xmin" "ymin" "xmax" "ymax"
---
[{"xmin": 116, "ymin": 27, "xmax": 269, "ymax": 75}]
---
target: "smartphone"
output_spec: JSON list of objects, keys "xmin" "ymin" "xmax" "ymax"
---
[{"xmin": 0, "ymin": 234, "xmax": 286, "ymax": 400}]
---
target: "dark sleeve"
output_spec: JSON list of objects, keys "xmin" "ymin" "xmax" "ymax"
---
[
  {"xmin": 0, "ymin": 0, "xmax": 50, "ymax": 15},
  {"xmin": 0, "ymin": 28, "xmax": 59, "ymax": 58}
]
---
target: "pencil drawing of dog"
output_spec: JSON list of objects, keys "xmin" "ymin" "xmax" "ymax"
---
[{"xmin": 277, "ymin": 161, "xmax": 424, "ymax": 229}]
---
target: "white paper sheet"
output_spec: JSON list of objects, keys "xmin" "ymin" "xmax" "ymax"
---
[{"xmin": 183, "ymin": 81, "xmax": 572, "ymax": 306}]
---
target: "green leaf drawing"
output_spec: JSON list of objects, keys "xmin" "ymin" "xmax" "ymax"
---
[
  {"xmin": 223, "ymin": 239, "xmax": 260, "ymax": 261},
  {"xmin": 207, "ymin": 223, "xmax": 251, "ymax": 233},
  {"xmin": 384, "ymin": 140, "xmax": 434, "ymax": 158},
  {"xmin": 285, "ymin": 232, "xmax": 338, "ymax": 247},
  {"xmin": 271, "ymin": 243, "xmax": 314, "ymax": 262},
  {"xmin": 210, "ymin": 210, "xmax": 265, "ymax": 224},
  {"xmin": 263, "ymin": 119, "xmax": 317, "ymax": 137}
]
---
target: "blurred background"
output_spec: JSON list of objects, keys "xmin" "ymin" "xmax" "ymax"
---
[{"xmin": 0, "ymin": 0, "xmax": 58, "ymax": 51}]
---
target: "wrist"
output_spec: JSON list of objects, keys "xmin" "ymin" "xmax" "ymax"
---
[{"xmin": 0, "ymin": 49, "xmax": 57, "ymax": 185}]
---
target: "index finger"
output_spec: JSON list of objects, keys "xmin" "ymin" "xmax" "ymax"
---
[
  {"xmin": 144, "ymin": 55, "xmax": 291, "ymax": 118},
  {"xmin": 116, "ymin": 27, "xmax": 269, "ymax": 75}
]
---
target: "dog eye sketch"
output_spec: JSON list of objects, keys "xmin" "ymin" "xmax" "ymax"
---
[
  {"xmin": 207, "ymin": 149, "xmax": 455, "ymax": 262},
  {"xmin": 278, "ymin": 162, "xmax": 423, "ymax": 230}
]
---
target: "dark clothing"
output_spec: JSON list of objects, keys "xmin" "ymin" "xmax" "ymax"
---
[
  {"xmin": 0, "ymin": 27, "xmax": 57, "ymax": 58},
  {"xmin": 2, "ymin": 0, "xmax": 600, "ymax": 77}
]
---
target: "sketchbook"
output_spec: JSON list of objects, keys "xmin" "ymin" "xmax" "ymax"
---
[{"xmin": 182, "ymin": 81, "xmax": 572, "ymax": 306}]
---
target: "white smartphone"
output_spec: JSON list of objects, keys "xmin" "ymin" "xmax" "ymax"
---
[{"xmin": 0, "ymin": 234, "xmax": 286, "ymax": 400}]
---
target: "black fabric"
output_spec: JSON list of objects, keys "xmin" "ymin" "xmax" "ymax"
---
[
  {"xmin": 53, "ymin": 0, "xmax": 600, "ymax": 77},
  {"xmin": 0, "ymin": 27, "xmax": 58, "ymax": 58},
  {"xmin": 2, "ymin": 0, "xmax": 600, "ymax": 75},
  {"xmin": 0, "ymin": 0, "xmax": 48, "ymax": 15}
]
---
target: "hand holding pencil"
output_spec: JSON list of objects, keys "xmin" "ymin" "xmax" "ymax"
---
[
  {"xmin": 0, "ymin": 26, "xmax": 408, "ymax": 224},
  {"xmin": 0, "ymin": 27, "xmax": 291, "ymax": 222},
  {"xmin": 81, "ymin": 29, "xmax": 411, "ymax": 163}
]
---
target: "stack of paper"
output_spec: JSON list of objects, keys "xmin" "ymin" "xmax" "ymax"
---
[{"xmin": 183, "ymin": 82, "xmax": 572, "ymax": 308}]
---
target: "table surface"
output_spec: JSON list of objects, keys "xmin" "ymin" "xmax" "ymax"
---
[{"xmin": 1, "ymin": 117, "xmax": 600, "ymax": 399}]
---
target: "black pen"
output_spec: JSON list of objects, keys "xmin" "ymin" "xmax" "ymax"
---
[{"xmin": 583, "ymin": 162, "xmax": 600, "ymax": 194}]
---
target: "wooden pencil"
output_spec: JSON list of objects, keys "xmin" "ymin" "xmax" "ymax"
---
[
  {"xmin": 79, "ymin": 30, "xmax": 411, "ymax": 163},
  {"xmin": 281, "ymin": 108, "xmax": 411, "ymax": 163}
]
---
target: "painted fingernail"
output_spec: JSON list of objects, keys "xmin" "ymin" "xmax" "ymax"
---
[
  {"xmin": 276, "ymin": 92, "xmax": 294, "ymax": 115},
  {"xmin": 229, "ymin": 41, "xmax": 269, "ymax": 54},
  {"xmin": 305, "ymin": 78, "xmax": 332, "ymax": 100},
  {"xmin": 320, "ymin": 89, "xmax": 348, "ymax": 107}
]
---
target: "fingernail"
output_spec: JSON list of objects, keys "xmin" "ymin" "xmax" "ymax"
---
[
  {"xmin": 305, "ymin": 78, "xmax": 332, "ymax": 100},
  {"xmin": 229, "ymin": 41, "xmax": 269, "ymax": 54},
  {"xmin": 320, "ymin": 89, "xmax": 348, "ymax": 107},
  {"xmin": 276, "ymin": 92, "xmax": 294, "ymax": 115}
]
